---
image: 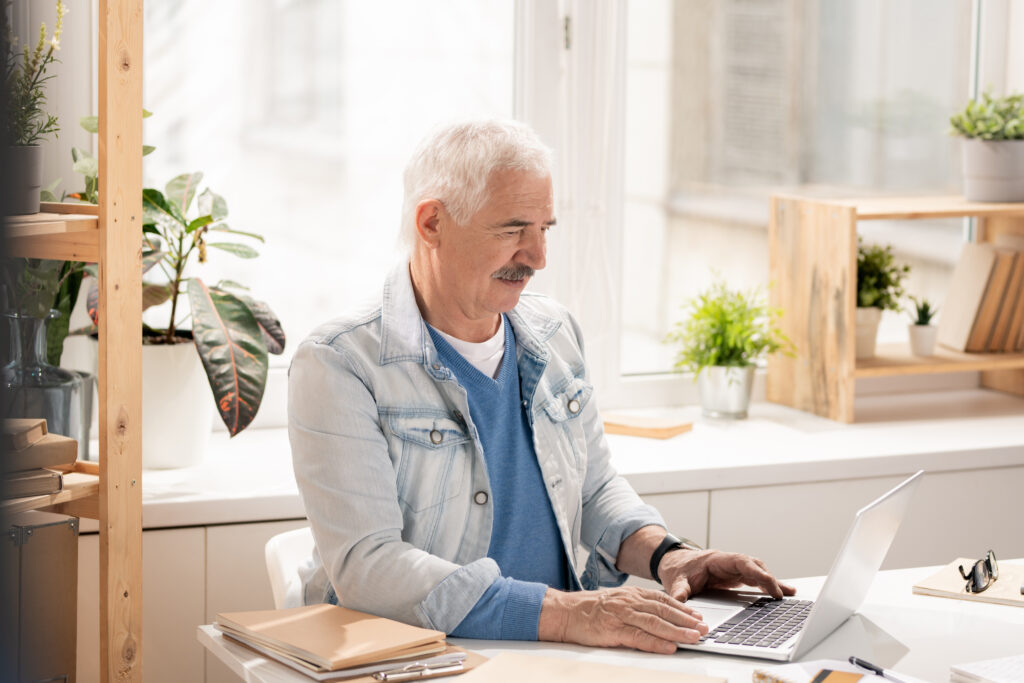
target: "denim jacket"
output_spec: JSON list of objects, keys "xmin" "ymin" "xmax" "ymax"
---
[{"xmin": 287, "ymin": 263, "xmax": 664, "ymax": 633}]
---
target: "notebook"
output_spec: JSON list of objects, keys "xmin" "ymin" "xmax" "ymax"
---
[
  {"xmin": 214, "ymin": 604, "xmax": 446, "ymax": 673},
  {"xmin": 676, "ymin": 471, "xmax": 923, "ymax": 661},
  {"xmin": 951, "ymin": 654, "xmax": 1024, "ymax": 683}
]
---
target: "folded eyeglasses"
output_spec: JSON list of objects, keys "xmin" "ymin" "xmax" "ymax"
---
[{"xmin": 959, "ymin": 549, "xmax": 998, "ymax": 594}]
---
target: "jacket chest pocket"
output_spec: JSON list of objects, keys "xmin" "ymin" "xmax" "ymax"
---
[
  {"xmin": 540, "ymin": 376, "xmax": 593, "ymax": 473},
  {"xmin": 389, "ymin": 413, "xmax": 472, "ymax": 513}
]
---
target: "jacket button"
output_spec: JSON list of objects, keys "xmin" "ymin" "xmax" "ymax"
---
[
  {"xmin": 567, "ymin": 398, "xmax": 581, "ymax": 414},
  {"xmin": 430, "ymin": 429, "xmax": 443, "ymax": 444},
  {"xmin": 474, "ymin": 491, "xmax": 489, "ymax": 505}
]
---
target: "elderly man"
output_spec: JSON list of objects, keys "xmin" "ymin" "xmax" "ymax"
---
[{"xmin": 288, "ymin": 119, "xmax": 793, "ymax": 653}]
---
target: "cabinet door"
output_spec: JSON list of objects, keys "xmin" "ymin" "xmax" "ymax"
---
[
  {"xmin": 77, "ymin": 527, "xmax": 205, "ymax": 683},
  {"xmin": 205, "ymin": 519, "xmax": 308, "ymax": 683}
]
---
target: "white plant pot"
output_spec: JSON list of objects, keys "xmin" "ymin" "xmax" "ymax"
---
[
  {"xmin": 142, "ymin": 340, "xmax": 214, "ymax": 469},
  {"xmin": 962, "ymin": 139, "xmax": 1024, "ymax": 202},
  {"xmin": 696, "ymin": 365, "xmax": 755, "ymax": 419},
  {"xmin": 855, "ymin": 307, "xmax": 883, "ymax": 359},
  {"xmin": 908, "ymin": 324, "xmax": 938, "ymax": 357}
]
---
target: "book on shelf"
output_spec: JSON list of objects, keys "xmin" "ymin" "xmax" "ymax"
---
[
  {"xmin": 964, "ymin": 248, "xmax": 1017, "ymax": 353},
  {"xmin": 912, "ymin": 557, "xmax": 1024, "ymax": 608},
  {"xmin": 992, "ymin": 233, "xmax": 1024, "ymax": 352},
  {"xmin": 1, "ymin": 432, "xmax": 78, "ymax": 474},
  {"xmin": 1, "ymin": 418, "xmax": 48, "ymax": 451},
  {"xmin": 987, "ymin": 249, "xmax": 1024, "ymax": 351},
  {"xmin": 214, "ymin": 604, "xmax": 448, "ymax": 674},
  {"xmin": 1, "ymin": 468, "xmax": 63, "ymax": 499},
  {"xmin": 601, "ymin": 413, "xmax": 693, "ymax": 439},
  {"xmin": 937, "ymin": 243, "xmax": 998, "ymax": 352}
]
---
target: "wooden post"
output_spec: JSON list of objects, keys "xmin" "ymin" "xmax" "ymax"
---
[{"xmin": 98, "ymin": 0, "xmax": 144, "ymax": 680}]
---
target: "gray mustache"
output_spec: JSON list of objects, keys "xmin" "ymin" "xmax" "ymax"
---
[{"xmin": 492, "ymin": 263, "xmax": 535, "ymax": 281}]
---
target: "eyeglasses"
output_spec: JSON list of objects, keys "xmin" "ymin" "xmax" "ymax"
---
[{"xmin": 959, "ymin": 549, "xmax": 998, "ymax": 594}]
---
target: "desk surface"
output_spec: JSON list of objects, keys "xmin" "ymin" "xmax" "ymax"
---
[{"xmin": 198, "ymin": 560, "xmax": 1024, "ymax": 683}]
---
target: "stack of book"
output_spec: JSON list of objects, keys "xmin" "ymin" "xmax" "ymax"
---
[
  {"xmin": 214, "ymin": 603, "xmax": 480, "ymax": 681},
  {"xmin": 938, "ymin": 235, "xmax": 1024, "ymax": 353},
  {"xmin": 1, "ymin": 418, "xmax": 78, "ymax": 499}
]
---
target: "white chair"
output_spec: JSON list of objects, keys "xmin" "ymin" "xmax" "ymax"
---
[{"xmin": 264, "ymin": 526, "xmax": 315, "ymax": 609}]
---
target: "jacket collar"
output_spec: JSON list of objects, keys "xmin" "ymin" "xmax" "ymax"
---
[{"xmin": 380, "ymin": 261, "xmax": 560, "ymax": 367}]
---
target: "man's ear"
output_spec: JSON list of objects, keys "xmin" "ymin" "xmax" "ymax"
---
[{"xmin": 414, "ymin": 199, "xmax": 445, "ymax": 249}]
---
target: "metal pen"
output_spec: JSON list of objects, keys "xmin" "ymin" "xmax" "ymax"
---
[{"xmin": 849, "ymin": 656, "xmax": 907, "ymax": 683}]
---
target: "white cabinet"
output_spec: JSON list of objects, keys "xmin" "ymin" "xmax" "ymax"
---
[
  {"xmin": 707, "ymin": 467, "xmax": 1024, "ymax": 580},
  {"xmin": 77, "ymin": 528, "xmax": 205, "ymax": 683},
  {"xmin": 205, "ymin": 520, "xmax": 310, "ymax": 683}
]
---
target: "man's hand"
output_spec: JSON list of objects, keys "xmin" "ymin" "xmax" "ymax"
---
[
  {"xmin": 659, "ymin": 549, "xmax": 797, "ymax": 602},
  {"xmin": 537, "ymin": 586, "xmax": 708, "ymax": 654}
]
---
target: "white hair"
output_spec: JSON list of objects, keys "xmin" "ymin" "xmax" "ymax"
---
[{"xmin": 399, "ymin": 119, "xmax": 553, "ymax": 252}]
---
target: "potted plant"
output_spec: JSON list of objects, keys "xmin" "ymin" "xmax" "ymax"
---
[
  {"xmin": 949, "ymin": 91, "xmax": 1024, "ymax": 202},
  {"xmin": 906, "ymin": 296, "xmax": 938, "ymax": 357},
  {"xmin": 80, "ymin": 172, "xmax": 286, "ymax": 468},
  {"xmin": 2, "ymin": 0, "xmax": 66, "ymax": 214},
  {"xmin": 856, "ymin": 239, "xmax": 909, "ymax": 359},
  {"xmin": 665, "ymin": 279, "xmax": 792, "ymax": 419}
]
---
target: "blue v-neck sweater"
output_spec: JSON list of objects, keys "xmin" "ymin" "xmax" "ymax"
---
[{"xmin": 428, "ymin": 317, "xmax": 570, "ymax": 640}]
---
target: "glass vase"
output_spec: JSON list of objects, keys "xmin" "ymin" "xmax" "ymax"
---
[{"xmin": 3, "ymin": 310, "xmax": 94, "ymax": 460}]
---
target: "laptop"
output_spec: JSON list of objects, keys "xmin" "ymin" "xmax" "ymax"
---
[{"xmin": 676, "ymin": 470, "xmax": 923, "ymax": 661}]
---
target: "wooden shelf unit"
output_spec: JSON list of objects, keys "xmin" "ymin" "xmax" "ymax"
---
[
  {"xmin": 766, "ymin": 194, "xmax": 1024, "ymax": 423},
  {"xmin": 2, "ymin": 2, "xmax": 144, "ymax": 681}
]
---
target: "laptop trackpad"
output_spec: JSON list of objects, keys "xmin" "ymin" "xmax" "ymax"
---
[{"xmin": 683, "ymin": 589, "xmax": 771, "ymax": 630}]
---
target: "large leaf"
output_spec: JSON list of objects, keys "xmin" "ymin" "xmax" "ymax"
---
[
  {"xmin": 209, "ymin": 223, "xmax": 265, "ymax": 243},
  {"xmin": 47, "ymin": 263, "xmax": 84, "ymax": 366},
  {"xmin": 236, "ymin": 294, "xmax": 286, "ymax": 355},
  {"xmin": 72, "ymin": 148, "xmax": 98, "ymax": 178},
  {"xmin": 80, "ymin": 115, "xmax": 98, "ymax": 133},
  {"xmin": 198, "ymin": 188, "xmax": 228, "ymax": 221},
  {"xmin": 188, "ymin": 278, "xmax": 269, "ymax": 436},
  {"xmin": 165, "ymin": 172, "xmax": 203, "ymax": 216},
  {"xmin": 207, "ymin": 242, "xmax": 259, "ymax": 259},
  {"xmin": 142, "ymin": 282, "xmax": 174, "ymax": 310},
  {"xmin": 187, "ymin": 215, "xmax": 214, "ymax": 233},
  {"xmin": 143, "ymin": 188, "xmax": 186, "ymax": 233}
]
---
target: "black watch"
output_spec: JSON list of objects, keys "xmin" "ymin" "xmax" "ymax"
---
[{"xmin": 649, "ymin": 532, "xmax": 702, "ymax": 585}]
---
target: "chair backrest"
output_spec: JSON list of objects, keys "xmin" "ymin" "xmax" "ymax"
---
[{"xmin": 264, "ymin": 526, "xmax": 314, "ymax": 610}]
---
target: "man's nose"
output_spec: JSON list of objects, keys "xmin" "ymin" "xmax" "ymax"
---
[{"xmin": 518, "ymin": 228, "xmax": 547, "ymax": 271}]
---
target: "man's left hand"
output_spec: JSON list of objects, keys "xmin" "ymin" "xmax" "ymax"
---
[{"xmin": 659, "ymin": 549, "xmax": 797, "ymax": 602}]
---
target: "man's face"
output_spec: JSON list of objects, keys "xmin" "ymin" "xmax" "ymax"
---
[{"xmin": 437, "ymin": 170, "xmax": 555, "ymax": 325}]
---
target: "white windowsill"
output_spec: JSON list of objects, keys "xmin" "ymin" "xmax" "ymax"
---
[{"xmin": 78, "ymin": 388, "xmax": 1024, "ymax": 533}]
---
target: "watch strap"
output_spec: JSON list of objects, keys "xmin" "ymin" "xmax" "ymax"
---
[{"xmin": 649, "ymin": 532, "xmax": 702, "ymax": 585}]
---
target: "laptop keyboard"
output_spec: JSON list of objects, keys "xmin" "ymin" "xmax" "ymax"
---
[{"xmin": 699, "ymin": 597, "xmax": 814, "ymax": 649}]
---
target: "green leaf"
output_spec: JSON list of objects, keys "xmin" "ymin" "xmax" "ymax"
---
[
  {"xmin": 188, "ymin": 278, "xmax": 269, "ymax": 436},
  {"xmin": 238, "ymin": 294, "xmax": 286, "ymax": 355},
  {"xmin": 208, "ymin": 223, "xmax": 265, "ymax": 243},
  {"xmin": 80, "ymin": 115, "xmax": 98, "ymax": 133},
  {"xmin": 72, "ymin": 153, "xmax": 98, "ymax": 178},
  {"xmin": 207, "ymin": 242, "xmax": 259, "ymax": 259},
  {"xmin": 143, "ymin": 109, "xmax": 154, "ymax": 118},
  {"xmin": 165, "ymin": 172, "xmax": 204, "ymax": 216},
  {"xmin": 142, "ymin": 251, "xmax": 165, "ymax": 275},
  {"xmin": 215, "ymin": 279, "xmax": 249, "ymax": 292},
  {"xmin": 198, "ymin": 188, "xmax": 228, "ymax": 221},
  {"xmin": 142, "ymin": 145, "xmax": 156, "ymax": 156},
  {"xmin": 142, "ymin": 282, "xmax": 174, "ymax": 310},
  {"xmin": 187, "ymin": 215, "xmax": 214, "ymax": 233},
  {"xmin": 143, "ymin": 188, "xmax": 186, "ymax": 233}
]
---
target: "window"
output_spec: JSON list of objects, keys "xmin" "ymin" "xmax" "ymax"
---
[{"xmin": 141, "ymin": 0, "xmax": 516, "ymax": 363}]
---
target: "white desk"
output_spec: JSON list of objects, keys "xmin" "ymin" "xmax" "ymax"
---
[{"xmin": 197, "ymin": 560, "xmax": 1024, "ymax": 683}]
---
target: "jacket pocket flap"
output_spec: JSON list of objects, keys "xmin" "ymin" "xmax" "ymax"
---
[
  {"xmin": 541, "ymin": 377, "xmax": 593, "ymax": 422},
  {"xmin": 388, "ymin": 414, "xmax": 471, "ymax": 448}
]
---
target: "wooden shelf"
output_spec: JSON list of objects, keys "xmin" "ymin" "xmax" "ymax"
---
[
  {"xmin": 767, "ymin": 194, "xmax": 1024, "ymax": 423},
  {"xmin": 855, "ymin": 343, "xmax": 1024, "ymax": 378},
  {"xmin": 4, "ymin": 205, "xmax": 100, "ymax": 261},
  {"xmin": 1, "ymin": 472, "xmax": 99, "ymax": 517}
]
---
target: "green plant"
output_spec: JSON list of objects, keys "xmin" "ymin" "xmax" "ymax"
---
[
  {"xmin": 857, "ymin": 239, "xmax": 909, "ymax": 311},
  {"xmin": 2, "ymin": 0, "xmax": 66, "ymax": 146},
  {"xmin": 949, "ymin": 91, "xmax": 1024, "ymax": 140},
  {"xmin": 81, "ymin": 172, "xmax": 286, "ymax": 436},
  {"xmin": 664, "ymin": 279, "xmax": 792, "ymax": 377},
  {"xmin": 906, "ymin": 296, "xmax": 937, "ymax": 326}
]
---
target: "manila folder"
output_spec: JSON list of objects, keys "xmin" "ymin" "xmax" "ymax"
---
[
  {"xmin": 215, "ymin": 604, "xmax": 446, "ymax": 672},
  {"xmin": 455, "ymin": 652, "xmax": 725, "ymax": 683}
]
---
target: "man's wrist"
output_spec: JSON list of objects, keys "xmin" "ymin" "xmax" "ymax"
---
[{"xmin": 649, "ymin": 533, "xmax": 703, "ymax": 584}]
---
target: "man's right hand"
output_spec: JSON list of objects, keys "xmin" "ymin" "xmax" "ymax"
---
[{"xmin": 537, "ymin": 586, "xmax": 708, "ymax": 654}]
